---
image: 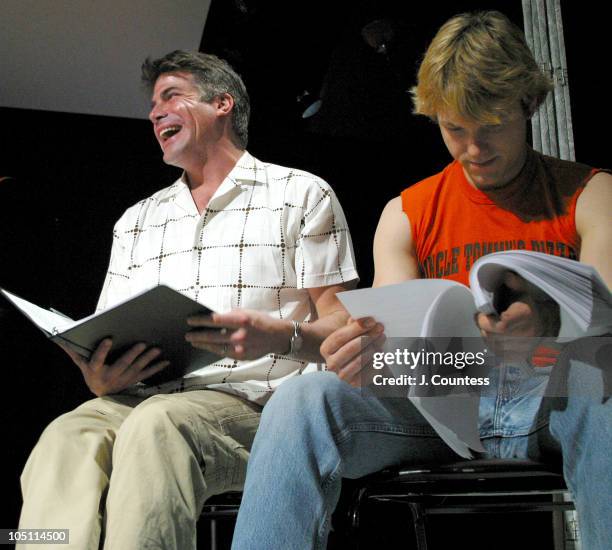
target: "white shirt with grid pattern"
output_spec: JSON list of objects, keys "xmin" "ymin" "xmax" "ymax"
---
[{"xmin": 96, "ymin": 151, "xmax": 358, "ymax": 403}]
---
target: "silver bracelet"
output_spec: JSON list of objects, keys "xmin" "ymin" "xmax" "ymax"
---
[{"xmin": 288, "ymin": 320, "xmax": 303, "ymax": 356}]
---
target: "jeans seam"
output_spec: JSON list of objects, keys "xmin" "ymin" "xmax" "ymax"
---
[
  {"xmin": 315, "ymin": 462, "xmax": 342, "ymax": 550},
  {"xmin": 334, "ymin": 422, "xmax": 440, "ymax": 441},
  {"xmin": 493, "ymin": 365, "xmax": 505, "ymax": 433}
]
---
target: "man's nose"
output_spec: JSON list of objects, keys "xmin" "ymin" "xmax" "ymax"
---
[
  {"xmin": 467, "ymin": 134, "xmax": 487, "ymax": 157},
  {"xmin": 148, "ymin": 103, "xmax": 166, "ymax": 123},
  {"xmin": 467, "ymin": 141, "xmax": 482, "ymax": 157}
]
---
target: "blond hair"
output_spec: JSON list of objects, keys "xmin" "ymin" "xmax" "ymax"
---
[{"xmin": 411, "ymin": 11, "xmax": 553, "ymax": 124}]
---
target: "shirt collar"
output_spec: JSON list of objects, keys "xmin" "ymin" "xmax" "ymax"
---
[
  {"xmin": 227, "ymin": 150, "xmax": 267, "ymax": 188},
  {"xmin": 160, "ymin": 151, "xmax": 265, "ymax": 212},
  {"xmin": 170, "ymin": 150, "xmax": 265, "ymax": 191}
]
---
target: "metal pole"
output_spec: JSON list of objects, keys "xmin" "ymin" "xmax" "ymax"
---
[
  {"xmin": 547, "ymin": 0, "xmax": 575, "ymax": 160},
  {"xmin": 522, "ymin": 0, "xmax": 544, "ymax": 154},
  {"xmin": 522, "ymin": 0, "xmax": 574, "ymax": 160},
  {"xmin": 536, "ymin": 0, "xmax": 558, "ymax": 156}
]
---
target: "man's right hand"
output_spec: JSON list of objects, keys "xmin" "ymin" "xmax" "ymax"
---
[
  {"xmin": 58, "ymin": 339, "xmax": 170, "ymax": 396},
  {"xmin": 320, "ymin": 317, "xmax": 385, "ymax": 387}
]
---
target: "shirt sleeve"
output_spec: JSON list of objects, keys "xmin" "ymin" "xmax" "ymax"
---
[
  {"xmin": 96, "ymin": 217, "xmax": 132, "ymax": 312},
  {"xmin": 294, "ymin": 178, "xmax": 359, "ymax": 289}
]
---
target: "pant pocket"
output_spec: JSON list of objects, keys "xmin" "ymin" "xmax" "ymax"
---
[{"xmin": 220, "ymin": 413, "xmax": 260, "ymax": 491}]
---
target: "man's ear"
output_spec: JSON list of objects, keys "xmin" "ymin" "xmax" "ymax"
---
[{"xmin": 215, "ymin": 93, "xmax": 234, "ymax": 117}]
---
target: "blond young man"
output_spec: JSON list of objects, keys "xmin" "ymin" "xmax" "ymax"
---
[{"xmin": 231, "ymin": 12, "xmax": 611, "ymax": 549}]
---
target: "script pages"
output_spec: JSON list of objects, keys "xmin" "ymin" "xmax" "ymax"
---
[
  {"xmin": 338, "ymin": 279, "xmax": 485, "ymax": 458},
  {"xmin": 0, "ymin": 285, "xmax": 221, "ymax": 385},
  {"xmin": 469, "ymin": 250, "xmax": 612, "ymax": 337},
  {"xmin": 337, "ymin": 251, "xmax": 612, "ymax": 458}
]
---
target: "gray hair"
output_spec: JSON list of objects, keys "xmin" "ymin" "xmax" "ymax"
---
[{"xmin": 142, "ymin": 50, "xmax": 250, "ymax": 148}]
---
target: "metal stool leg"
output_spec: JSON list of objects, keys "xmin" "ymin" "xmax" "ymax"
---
[
  {"xmin": 552, "ymin": 494, "xmax": 566, "ymax": 550},
  {"xmin": 209, "ymin": 506, "xmax": 218, "ymax": 550},
  {"xmin": 407, "ymin": 503, "xmax": 428, "ymax": 550},
  {"xmin": 561, "ymin": 493, "xmax": 581, "ymax": 550},
  {"xmin": 347, "ymin": 487, "xmax": 369, "ymax": 549}
]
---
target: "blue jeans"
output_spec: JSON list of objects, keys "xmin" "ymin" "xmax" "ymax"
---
[
  {"xmin": 478, "ymin": 361, "xmax": 553, "ymax": 458},
  {"xmin": 231, "ymin": 350, "xmax": 611, "ymax": 550}
]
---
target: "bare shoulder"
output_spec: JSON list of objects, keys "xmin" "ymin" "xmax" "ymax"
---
[
  {"xmin": 580, "ymin": 170, "xmax": 612, "ymax": 197},
  {"xmin": 381, "ymin": 195, "xmax": 403, "ymax": 213},
  {"xmin": 373, "ymin": 196, "xmax": 419, "ymax": 286},
  {"xmin": 576, "ymin": 171, "xmax": 612, "ymax": 286},
  {"xmin": 375, "ymin": 196, "xmax": 411, "ymax": 244},
  {"xmin": 576, "ymin": 171, "xmax": 612, "ymax": 225},
  {"xmin": 379, "ymin": 196, "xmax": 410, "ymax": 226}
]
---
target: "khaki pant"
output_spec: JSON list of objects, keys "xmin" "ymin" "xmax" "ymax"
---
[{"xmin": 18, "ymin": 390, "xmax": 262, "ymax": 550}]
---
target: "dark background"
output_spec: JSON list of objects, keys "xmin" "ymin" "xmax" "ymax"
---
[{"xmin": 0, "ymin": 1, "xmax": 607, "ymax": 546}]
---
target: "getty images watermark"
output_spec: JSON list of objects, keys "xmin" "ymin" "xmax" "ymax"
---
[
  {"xmin": 371, "ymin": 344, "xmax": 490, "ymax": 388},
  {"xmin": 360, "ymin": 336, "xmax": 612, "ymax": 399}
]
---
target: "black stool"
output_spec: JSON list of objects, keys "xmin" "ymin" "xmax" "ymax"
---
[
  {"xmin": 200, "ymin": 492, "xmax": 242, "ymax": 550},
  {"xmin": 343, "ymin": 459, "xmax": 575, "ymax": 550}
]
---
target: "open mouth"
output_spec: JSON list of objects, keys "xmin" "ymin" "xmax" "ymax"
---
[{"xmin": 159, "ymin": 125, "xmax": 182, "ymax": 141}]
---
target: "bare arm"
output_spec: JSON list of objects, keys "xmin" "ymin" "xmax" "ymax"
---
[
  {"xmin": 322, "ymin": 196, "xmax": 420, "ymax": 385},
  {"xmin": 576, "ymin": 172, "xmax": 612, "ymax": 287},
  {"xmin": 373, "ymin": 196, "xmax": 420, "ymax": 287},
  {"xmin": 299, "ymin": 283, "xmax": 359, "ymax": 361},
  {"xmin": 185, "ymin": 281, "xmax": 357, "ymax": 363}
]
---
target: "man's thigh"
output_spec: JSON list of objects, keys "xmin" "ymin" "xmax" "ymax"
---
[
  {"xmin": 32, "ymin": 393, "xmax": 144, "ymax": 449},
  {"xmin": 125, "ymin": 389, "xmax": 262, "ymax": 493},
  {"xmin": 146, "ymin": 389, "xmax": 263, "ymax": 449},
  {"xmin": 263, "ymin": 372, "xmax": 458, "ymax": 478}
]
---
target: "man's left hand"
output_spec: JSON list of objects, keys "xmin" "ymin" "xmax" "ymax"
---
[
  {"xmin": 185, "ymin": 310, "xmax": 290, "ymax": 360},
  {"xmin": 476, "ymin": 271, "xmax": 560, "ymax": 362}
]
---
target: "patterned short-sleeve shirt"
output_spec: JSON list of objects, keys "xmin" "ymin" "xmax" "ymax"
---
[{"xmin": 97, "ymin": 151, "xmax": 358, "ymax": 403}]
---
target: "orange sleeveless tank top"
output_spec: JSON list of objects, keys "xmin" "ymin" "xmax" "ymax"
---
[{"xmin": 401, "ymin": 149, "xmax": 599, "ymax": 286}]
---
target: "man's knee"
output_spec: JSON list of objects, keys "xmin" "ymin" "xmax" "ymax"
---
[
  {"xmin": 112, "ymin": 395, "xmax": 247, "ymax": 497},
  {"xmin": 550, "ymin": 360, "xmax": 612, "ymax": 453},
  {"xmin": 21, "ymin": 401, "xmax": 117, "ymax": 488},
  {"xmin": 33, "ymin": 399, "xmax": 115, "ymax": 453},
  {"xmin": 39, "ymin": 411, "xmax": 86, "ymax": 445},
  {"xmin": 569, "ymin": 399, "xmax": 612, "ymax": 442},
  {"xmin": 261, "ymin": 371, "xmax": 351, "ymax": 428},
  {"xmin": 274, "ymin": 371, "xmax": 348, "ymax": 404}
]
